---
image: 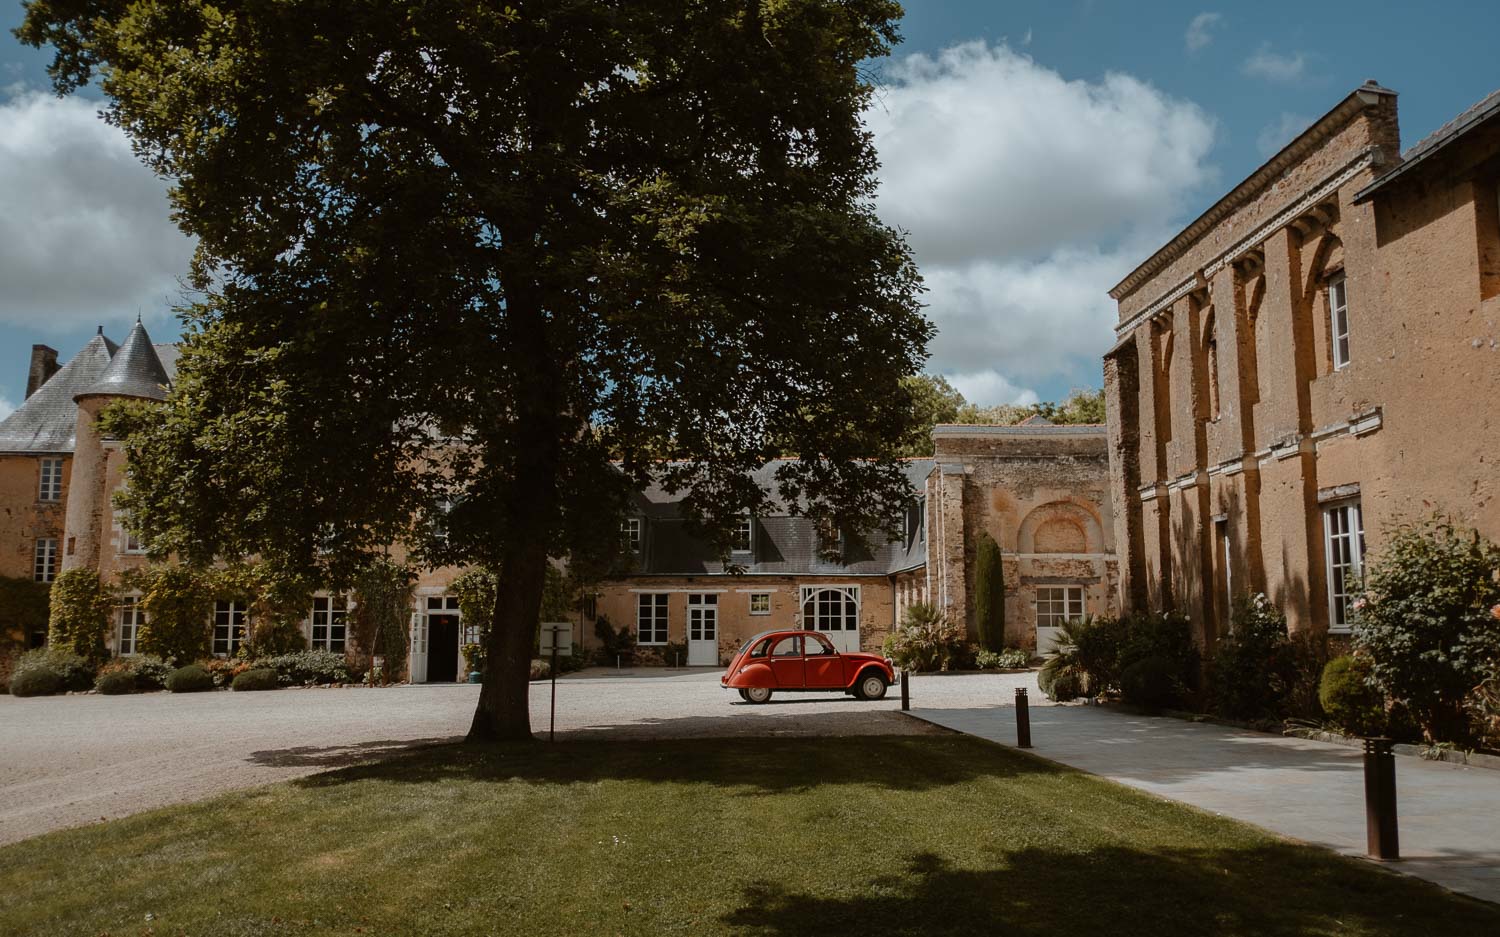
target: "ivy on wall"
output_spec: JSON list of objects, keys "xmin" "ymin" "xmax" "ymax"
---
[
  {"xmin": 1, "ymin": 575, "xmax": 51, "ymax": 656},
  {"xmin": 47, "ymin": 568, "xmax": 112, "ymax": 664},
  {"xmin": 350, "ymin": 558, "xmax": 414, "ymax": 684}
]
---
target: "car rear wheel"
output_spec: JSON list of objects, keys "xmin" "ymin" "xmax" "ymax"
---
[
  {"xmin": 854, "ymin": 671, "xmax": 888, "ymax": 701},
  {"xmin": 743, "ymin": 686, "xmax": 773, "ymax": 704}
]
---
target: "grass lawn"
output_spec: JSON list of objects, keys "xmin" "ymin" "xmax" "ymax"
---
[{"xmin": 2, "ymin": 734, "xmax": 1496, "ymax": 936}]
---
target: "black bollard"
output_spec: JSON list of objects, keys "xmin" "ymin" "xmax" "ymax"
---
[
  {"xmin": 1363, "ymin": 737, "xmax": 1400, "ymax": 861},
  {"xmin": 901, "ymin": 670, "xmax": 910, "ymax": 712},
  {"xmin": 1015, "ymin": 687, "xmax": 1032, "ymax": 748}
]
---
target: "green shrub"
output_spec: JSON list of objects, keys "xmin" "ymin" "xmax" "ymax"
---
[
  {"xmin": 1209, "ymin": 594, "xmax": 1297, "ymax": 721},
  {"xmin": 128, "ymin": 655, "xmax": 173, "ymax": 691},
  {"xmin": 12, "ymin": 648, "xmax": 96, "ymax": 693},
  {"xmin": 591, "ymin": 615, "xmax": 637, "ymax": 666},
  {"xmin": 975, "ymin": 648, "xmax": 1031, "ymax": 670},
  {"xmin": 8, "ymin": 657, "xmax": 64, "ymax": 697},
  {"xmin": 1353, "ymin": 516, "xmax": 1500, "ymax": 745},
  {"xmin": 883, "ymin": 603, "xmax": 965, "ymax": 672},
  {"xmin": 231, "ymin": 668, "xmax": 281, "ymax": 691},
  {"xmin": 1120, "ymin": 609, "xmax": 1198, "ymax": 699},
  {"xmin": 461, "ymin": 642, "xmax": 485, "ymax": 674},
  {"xmin": 47, "ymin": 569, "xmax": 113, "ymax": 665},
  {"xmin": 1319, "ymin": 656, "xmax": 1386, "ymax": 737},
  {"xmin": 165, "ymin": 663, "xmax": 215, "ymax": 693},
  {"xmin": 1038, "ymin": 655, "xmax": 1081, "ymax": 701},
  {"xmin": 95, "ymin": 669, "xmax": 139, "ymax": 695},
  {"xmin": 973, "ymin": 533, "xmax": 1004, "ymax": 652},
  {"xmin": 1121, "ymin": 654, "xmax": 1181, "ymax": 709},
  {"xmin": 1070, "ymin": 615, "xmax": 1129, "ymax": 695},
  {"xmin": 253, "ymin": 650, "xmax": 351, "ymax": 685},
  {"xmin": 246, "ymin": 617, "xmax": 308, "ymax": 657},
  {"xmin": 130, "ymin": 565, "xmax": 214, "ymax": 662}
]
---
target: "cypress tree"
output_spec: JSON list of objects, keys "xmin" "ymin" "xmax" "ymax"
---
[{"xmin": 974, "ymin": 533, "xmax": 1005, "ymax": 652}]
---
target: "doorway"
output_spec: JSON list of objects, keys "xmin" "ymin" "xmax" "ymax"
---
[
  {"xmin": 427, "ymin": 615, "xmax": 460, "ymax": 682},
  {"xmin": 687, "ymin": 594, "xmax": 719, "ymax": 666}
]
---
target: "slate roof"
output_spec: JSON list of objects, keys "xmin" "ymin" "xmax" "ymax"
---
[
  {"xmin": 79, "ymin": 320, "xmax": 172, "ymax": 401},
  {"xmin": 0, "ymin": 326, "xmax": 179, "ymax": 455},
  {"xmin": 629, "ymin": 459, "xmax": 932, "ymax": 577},
  {"xmin": 1354, "ymin": 86, "xmax": 1500, "ymax": 203}
]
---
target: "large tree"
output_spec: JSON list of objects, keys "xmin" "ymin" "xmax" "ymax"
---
[{"xmin": 20, "ymin": 0, "xmax": 931, "ymax": 739}]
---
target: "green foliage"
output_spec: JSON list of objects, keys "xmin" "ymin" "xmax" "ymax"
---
[
  {"xmin": 231, "ymin": 668, "xmax": 281, "ymax": 691},
  {"xmin": 246, "ymin": 618, "xmax": 308, "ymax": 657},
  {"xmin": 1119, "ymin": 609, "xmax": 1198, "ymax": 700},
  {"xmin": 663, "ymin": 640, "xmax": 689, "ymax": 668},
  {"xmin": 350, "ymin": 559, "xmax": 414, "ymax": 684},
  {"xmin": 894, "ymin": 374, "xmax": 965, "ymax": 457},
  {"xmin": 450, "ymin": 568, "xmax": 499, "ymax": 643},
  {"xmin": 1035, "ymin": 388, "xmax": 1108, "ymax": 425},
  {"xmin": 126, "ymin": 655, "xmax": 173, "ymax": 691},
  {"xmin": 1038, "ymin": 656, "xmax": 1082, "ymax": 702},
  {"xmin": 1353, "ymin": 516, "xmax": 1500, "ymax": 745},
  {"xmin": 883, "ymin": 603, "xmax": 965, "ymax": 672},
  {"xmin": 592, "ymin": 615, "xmax": 638, "ymax": 666},
  {"xmin": 975, "ymin": 648, "xmax": 1030, "ymax": 670},
  {"xmin": 253, "ymin": 650, "xmax": 352, "ymax": 686},
  {"xmin": 165, "ymin": 664, "xmax": 214, "ymax": 693},
  {"xmin": 125, "ymin": 565, "xmax": 214, "ymax": 661},
  {"xmin": 46, "ymin": 569, "xmax": 111, "ymax": 664},
  {"xmin": 0, "ymin": 575, "xmax": 51, "ymax": 655},
  {"xmin": 1319, "ymin": 656, "xmax": 1387, "ymax": 738},
  {"xmin": 1066, "ymin": 615, "xmax": 1129, "ymax": 696},
  {"xmin": 462, "ymin": 643, "xmax": 485, "ymax": 675},
  {"xmin": 12, "ymin": 647, "xmax": 95, "ymax": 695},
  {"xmin": 95, "ymin": 669, "xmax": 139, "ymax": 695},
  {"xmin": 1121, "ymin": 655, "xmax": 1181, "ymax": 709},
  {"xmin": 1209, "ymin": 594, "xmax": 1299, "ymax": 721},
  {"xmin": 973, "ymin": 534, "xmax": 1004, "ymax": 652}
]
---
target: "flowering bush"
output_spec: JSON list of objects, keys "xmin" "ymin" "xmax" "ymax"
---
[{"xmin": 975, "ymin": 648, "xmax": 1031, "ymax": 670}]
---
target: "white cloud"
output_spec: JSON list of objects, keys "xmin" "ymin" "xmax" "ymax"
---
[
  {"xmin": 0, "ymin": 394, "xmax": 14, "ymax": 421},
  {"xmin": 867, "ymin": 42, "xmax": 1218, "ymax": 405},
  {"xmin": 1185, "ymin": 13, "xmax": 1222, "ymax": 52},
  {"xmin": 1242, "ymin": 45, "xmax": 1307, "ymax": 83},
  {"xmin": 0, "ymin": 88, "xmax": 195, "ymax": 331},
  {"xmin": 1256, "ymin": 112, "xmax": 1313, "ymax": 157}
]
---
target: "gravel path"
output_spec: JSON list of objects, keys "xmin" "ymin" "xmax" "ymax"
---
[{"xmin": 0, "ymin": 668, "xmax": 1039, "ymax": 845}]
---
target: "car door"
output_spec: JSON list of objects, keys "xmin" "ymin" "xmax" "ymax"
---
[
  {"xmin": 768, "ymin": 635, "xmax": 805, "ymax": 688},
  {"xmin": 803, "ymin": 633, "xmax": 844, "ymax": 688}
]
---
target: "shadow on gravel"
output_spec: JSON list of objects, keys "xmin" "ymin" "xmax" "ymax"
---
[
  {"xmin": 290, "ymin": 734, "xmax": 1051, "ymax": 795},
  {"xmin": 247, "ymin": 737, "xmax": 461, "ymax": 768}
]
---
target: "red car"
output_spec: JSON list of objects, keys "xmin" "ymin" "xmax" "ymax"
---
[{"xmin": 722, "ymin": 629, "xmax": 899, "ymax": 703}]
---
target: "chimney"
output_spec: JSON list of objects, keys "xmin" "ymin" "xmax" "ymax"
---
[{"xmin": 26, "ymin": 345, "xmax": 60, "ymax": 399}]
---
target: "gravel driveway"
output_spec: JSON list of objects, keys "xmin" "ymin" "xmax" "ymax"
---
[{"xmin": 0, "ymin": 668, "xmax": 1040, "ymax": 845}]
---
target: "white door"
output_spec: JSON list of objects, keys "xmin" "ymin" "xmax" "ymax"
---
[
  {"xmin": 801, "ymin": 587, "xmax": 861, "ymax": 653},
  {"xmin": 409, "ymin": 611, "xmax": 429, "ymax": 683},
  {"xmin": 687, "ymin": 594, "xmax": 718, "ymax": 666}
]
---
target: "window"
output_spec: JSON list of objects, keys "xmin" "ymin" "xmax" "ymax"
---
[
  {"xmin": 801, "ymin": 586, "xmax": 859, "ymax": 632},
  {"xmin": 622, "ymin": 517, "xmax": 642, "ymax": 553},
  {"xmin": 1204, "ymin": 311, "xmax": 1221, "ymax": 420},
  {"xmin": 1329, "ymin": 275, "xmax": 1350, "ymax": 369},
  {"xmin": 1034, "ymin": 587, "xmax": 1085, "ymax": 628},
  {"xmin": 1324, "ymin": 501, "xmax": 1365, "ymax": 632},
  {"xmin": 731, "ymin": 516, "xmax": 753, "ymax": 554},
  {"xmin": 749, "ymin": 592, "xmax": 771, "ymax": 615},
  {"xmin": 806, "ymin": 634, "xmax": 835, "ymax": 656},
  {"xmin": 432, "ymin": 499, "xmax": 454, "ymax": 544},
  {"xmin": 33, "ymin": 538, "xmax": 57, "ymax": 583},
  {"xmin": 120, "ymin": 512, "xmax": 146, "ymax": 554},
  {"xmin": 772, "ymin": 635, "xmax": 802, "ymax": 656},
  {"xmin": 38, "ymin": 458, "xmax": 62, "ymax": 502},
  {"xmin": 310, "ymin": 595, "xmax": 348, "ymax": 653},
  {"xmin": 636, "ymin": 593, "xmax": 668, "ymax": 644},
  {"xmin": 212, "ymin": 600, "xmax": 248, "ymax": 656},
  {"xmin": 118, "ymin": 596, "xmax": 143, "ymax": 656}
]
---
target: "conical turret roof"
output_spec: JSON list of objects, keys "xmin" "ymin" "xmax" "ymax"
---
[{"xmin": 77, "ymin": 319, "xmax": 171, "ymax": 401}]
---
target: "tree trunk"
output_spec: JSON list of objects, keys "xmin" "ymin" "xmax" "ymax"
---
[{"xmin": 467, "ymin": 537, "xmax": 551, "ymax": 741}]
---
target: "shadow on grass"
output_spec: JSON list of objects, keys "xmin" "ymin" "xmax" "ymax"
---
[
  {"xmin": 287, "ymin": 734, "xmax": 1053, "ymax": 794},
  {"xmin": 723, "ymin": 847, "xmax": 1500, "ymax": 936},
  {"xmin": 246, "ymin": 737, "xmax": 461, "ymax": 768}
]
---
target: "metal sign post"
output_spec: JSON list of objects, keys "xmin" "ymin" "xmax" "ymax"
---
[{"xmin": 539, "ymin": 623, "xmax": 572, "ymax": 743}]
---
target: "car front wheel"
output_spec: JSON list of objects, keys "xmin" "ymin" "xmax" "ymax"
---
[
  {"xmin": 854, "ymin": 672, "xmax": 889, "ymax": 701},
  {"xmin": 737, "ymin": 689, "xmax": 750, "ymax": 702},
  {"xmin": 743, "ymin": 686, "xmax": 773, "ymax": 704}
]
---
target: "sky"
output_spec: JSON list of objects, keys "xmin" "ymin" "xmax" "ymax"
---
[{"xmin": 3, "ymin": 0, "xmax": 1499, "ymax": 418}]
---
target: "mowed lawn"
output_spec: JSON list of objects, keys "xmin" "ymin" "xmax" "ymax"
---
[{"xmin": 1, "ymin": 735, "xmax": 1496, "ymax": 937}]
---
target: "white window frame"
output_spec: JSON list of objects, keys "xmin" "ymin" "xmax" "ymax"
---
[
  {"xmin": 33, "ymin": 538, "xmax": 57, "ymax": 583},
  {"xmin": 636, "ymin": 593, "xmax": 669, "ymax": 645},
  {"xmin": 1329, "ymin": 274, "xmax": 1350, "ymax": 370},
  {"xmin": 731, "ymin": 516, "xmax": 753, "ymax": 554},
  {"xmin": 1034, "ymin": 586, "xmax": 1086, "ymax": 629},
  {"xmin": 622, "ymin": 517, "xmax": 642, "ymax": 554},
  {"xmin": 799, "ymin": 585, "xmax": 860, "ymax": 632},
  {"xmin": 1323, "ymin": 500, "xmax": 1365, "ymax": 633},
  {"xmin": 749, "ymin": 592, "xmax": 771, "ymax": 616},
  {"xmin": 118, "ymin": 596, "xmax": 143, "ymax": 656},
  {"xmin": 38, "ymin": 458, "xmax": 63, "ymax": 503},
  {"xmin": 212, "ymin": 600, "xmax": 248, "ymax": 656},
  {"xmin": 119, "ymin": 511, "xmax": 147, "ymax": 555},
  {"xmin": 310, "ymin": 594, "xmax": 349, "ymax": 653}
]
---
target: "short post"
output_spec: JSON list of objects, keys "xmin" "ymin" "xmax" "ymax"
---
[
  {"xmin": 1363, "ymin": 737, "xmax": 1400, "ymax": 861},
  {"xmin": 616, "ymin": 653, "xmax": 620, "ymax": 671},
  {"xmin": 549, "ymin": 640, "xmax": 559, "ymax": 743},
  {"xmin": 900, "ymin": 670, "xmax": 910, "ymax": 712},
  {"xmin": 1015, "ymin": 687, "xmax": 1032, "ymax": 749}
]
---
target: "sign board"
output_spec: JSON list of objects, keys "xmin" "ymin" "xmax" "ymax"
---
[{"xmin": 539, "ymin": 622, "xmax": 572, "ymax": 656}]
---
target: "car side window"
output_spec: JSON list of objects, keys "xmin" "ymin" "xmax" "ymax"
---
[
  {"xmin": 749, "ymin": 638, "xmax": 772, "ymax": 658},
  {"xmin": 807, "ymin": 636, "xmax": 835, "ymax": 656},
  {"xmin": 772, "ymin": 636, "xmax": 801, "ymax": 657}
]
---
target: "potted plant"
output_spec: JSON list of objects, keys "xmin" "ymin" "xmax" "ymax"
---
[{"xmin": 461, "ymin": 643, "xmax": 484, "ymax": 683}]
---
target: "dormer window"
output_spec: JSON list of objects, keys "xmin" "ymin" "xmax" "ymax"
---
[
  {"xmin": 622, "ymin": 517, "xmax": 642, "ymax": 553},
  {"xmin": 731, "ymin": 517, "xmax": 753, "ymax": 554}
]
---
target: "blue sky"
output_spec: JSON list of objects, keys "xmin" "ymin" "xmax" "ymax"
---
[{"xmin": 3, "ymin": 0, "xmax": 1499, "ymax": 414}]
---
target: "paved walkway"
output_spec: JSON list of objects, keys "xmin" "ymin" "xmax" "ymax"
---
[{"xmin": 909, "ymin": 702, "xmax": 1500, "ymax": 904}]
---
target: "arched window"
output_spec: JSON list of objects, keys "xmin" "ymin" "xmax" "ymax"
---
[
  {"xmin": 1203, "ymin": 309, "xmax": 1221, "ymax": 420},
  {"xmin": 800, "ymin": 586, "xmax": 859, "ymax": 633}
]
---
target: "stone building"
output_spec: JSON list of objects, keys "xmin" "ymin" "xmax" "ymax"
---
[
  {"xmin": 1, "ymin": 322, "xmax": 1117, "ymax": 682},
  {"xmin": 1103, "ymin": 81, "xmax": 1500, "ymax": 647}
]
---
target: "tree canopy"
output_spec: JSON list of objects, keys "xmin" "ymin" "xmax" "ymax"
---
[
  {"xmin": 894, "ymin": 376, "xmax": 1107, "ymax": 456},
  {"xmin": 20, "ymin": 0, "xmax": 931, "ymax": 739}
]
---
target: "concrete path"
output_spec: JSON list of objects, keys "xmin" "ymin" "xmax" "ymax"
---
[{"xmin": 908, "ymin": 702, "xmax": 1500, "ymax": 904}]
